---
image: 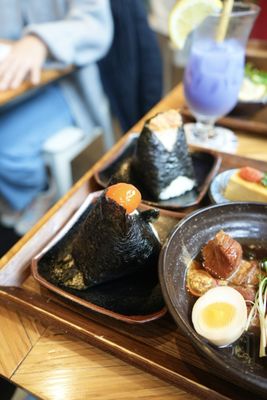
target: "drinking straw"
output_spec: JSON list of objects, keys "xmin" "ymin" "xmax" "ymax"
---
[{"xmin": 216, "ymin": 0, "xmax": 234, "ymax": 42}]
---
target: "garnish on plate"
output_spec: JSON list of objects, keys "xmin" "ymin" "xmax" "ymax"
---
[
  {"xmin": 246, "ymin": 275, "xmax": 267, "ymax": 357},
  {"xmin": 238, "ymin": 63, "xmax": 267, "ymax": 102},
  {"xmin": 245, "ymin": 63, "xmax": 267, "ymax": 86},
  {"xmin": 239, "ymin": 166, "xmax": 264, "ymax": 183}
]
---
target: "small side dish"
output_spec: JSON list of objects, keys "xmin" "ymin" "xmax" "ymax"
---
[{"xmin": 224, "ymin": 166, "xmax": 267, "ymax": 203}]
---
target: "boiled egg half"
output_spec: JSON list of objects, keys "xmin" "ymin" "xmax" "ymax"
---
[{"xmin": 192, "ymin": 286, "xmax": 247, "ymax": 347}]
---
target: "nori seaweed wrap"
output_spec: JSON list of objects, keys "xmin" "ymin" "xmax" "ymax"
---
[
  {"xmin": 71, "ymin": 183, "xmax": 160, "ymax": 287},
  {"xmin": 110, "ymin": 110, "xmax": 196, "ymax": 201}
]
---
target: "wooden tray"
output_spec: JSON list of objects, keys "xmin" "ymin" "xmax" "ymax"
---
[{"xmin": 0, "ymin": 148, "xmax": 267, "ymax": 400}]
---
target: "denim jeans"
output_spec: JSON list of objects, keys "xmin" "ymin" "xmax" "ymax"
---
[{"xmin": 0, "ymin": 84, "xmax": 75, "ymax": 210}]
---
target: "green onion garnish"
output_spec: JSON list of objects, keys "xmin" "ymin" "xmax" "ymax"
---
[
  {"xmin": 260, "ymin": 258, "xmax": 267, "ymax": 273},
  {"xmin": 245, "ymin": 63, "xmax": 267, "ymax": 86},
  {"xmin": 261, "ymin": 173, "xmax": 267, "ymax": 188},
  {"xmin": 246, "ymin": 276, "xmax": 267, "ymax": 357}
]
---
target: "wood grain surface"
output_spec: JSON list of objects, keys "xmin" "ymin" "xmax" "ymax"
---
[
  {"xmin": 12, "ymin": 327, "xmax": 201, "ymax": 400},
  {"xmin": 0, "ymin": 83, "xmax": 266, "ymax": 400},
  {"xmin": 0, "ymin": 67, "xmax": 73, "ymax": 107}
]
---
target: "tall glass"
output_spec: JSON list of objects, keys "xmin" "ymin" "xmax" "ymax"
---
[{"xmin": 183, "ymin": 2, "xmax": 260, "ymax": 152}]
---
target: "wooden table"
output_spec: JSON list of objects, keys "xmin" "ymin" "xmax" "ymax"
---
[
  {"xmin": 0, "ymin": 67, "xmax": 73, "ymax": 107},
  {"xmin": 0, "ymin": 84, "xmax": 266, "ymax": 400},
  {"xmin": 0, "ymin": 40, "xmax": 73, "ymax": 107}
]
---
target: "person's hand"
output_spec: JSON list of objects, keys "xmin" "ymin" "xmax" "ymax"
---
[{"xmin": 0, "ymin": 35, "xmax": 48, "ymax": 91}]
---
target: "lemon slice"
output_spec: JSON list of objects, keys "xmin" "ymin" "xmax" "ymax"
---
[{"xmin": 169, "ymin": 0, "xmax": 223, "ymax": 49}]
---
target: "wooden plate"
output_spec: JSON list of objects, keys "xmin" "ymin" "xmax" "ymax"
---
[
  {"xmin": 94, "ymin": 133, "xmax": 222, "ymax": 211},
  {"xmin": 31, "ymin": 191, "xmax": 179, "ymax": 324},
  {"xmin": 159, "ymin": 202, "xmax": 267, "ymax": 397}
]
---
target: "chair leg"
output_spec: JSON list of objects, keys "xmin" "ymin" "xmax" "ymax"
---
[
  {"xmin": 46, "ymin": 154, "xmax": 73, "ymax": 199},
  {"xmin": 42, "ymin": 126, "xmax": 106, "ymax": 200}
]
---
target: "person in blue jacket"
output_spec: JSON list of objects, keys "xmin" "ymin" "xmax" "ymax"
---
[{"xmin": 0, "ymin": 0, "xmax": 113, "ymax": 235}]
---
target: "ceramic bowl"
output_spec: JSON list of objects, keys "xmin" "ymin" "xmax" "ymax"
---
[{"xmin": 159, "ymin": 202, "xmax": 267, "ymax": 396}]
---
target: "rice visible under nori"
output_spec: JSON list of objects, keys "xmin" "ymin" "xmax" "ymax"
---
[
  {"xmin": 109, "ymin": 110, "xmax": 196, "ymax": 201},
  {"xmin": 132, "ymin": 122, "xmax": 195, "ymax": 200},
  {"xmin": 71, "ymin": 192, "xmax": 160, "ymax": 287}
]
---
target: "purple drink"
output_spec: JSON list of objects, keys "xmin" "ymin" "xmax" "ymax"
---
[{"xmin": 184, "ymin": 39, "xmax": 245, "ymax": 118}]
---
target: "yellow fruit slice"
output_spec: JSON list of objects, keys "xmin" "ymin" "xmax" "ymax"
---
[{"xmin": 169, "ymin": 0, "xmax": 223, "ymax": 49}]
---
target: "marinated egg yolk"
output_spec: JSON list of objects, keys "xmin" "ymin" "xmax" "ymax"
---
[
  {"xmin": 201, "ymin": 302, "xmax": 236, "ymax": 329},
  {"xmin": 106, "ymin": 183, "xmax": 141, "ymax": 214},
  {"xmin": 192, "ymin": 286, "xmax": 248, "ymax": 347}
]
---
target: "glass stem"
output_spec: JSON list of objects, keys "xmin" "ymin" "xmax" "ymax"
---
[{"xmin": 194, "ymin": 117, "xmax": 217, "ymax": 140}]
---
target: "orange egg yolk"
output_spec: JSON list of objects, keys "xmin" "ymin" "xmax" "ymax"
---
[
  {"xmin": 201, "ymin": 302, "xmax": 236, "ymax": 328},
  {"xmin": 106, "ymin": 183, "xmax": 141, "ymax": 214}
]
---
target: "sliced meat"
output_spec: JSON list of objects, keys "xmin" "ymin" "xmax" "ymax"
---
[
  {"xmin": 229, "ymin": 259, "xmax": 260, "ymax": 287},
  {"xmin": 202, "ymin": 230, "xmax": 242, "ymax": 279},
  {"xmin": 230, "ymin": 284, "xmax": 257, "ymax": 303}
]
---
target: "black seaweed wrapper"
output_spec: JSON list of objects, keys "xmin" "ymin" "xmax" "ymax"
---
[
  {"xmin": 110, "ymin": 123, "xmax": 196, "ymax": 200},
  {"xmin": 71, "ymin": 194, "xmax": 160, "ymax": 287}
]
